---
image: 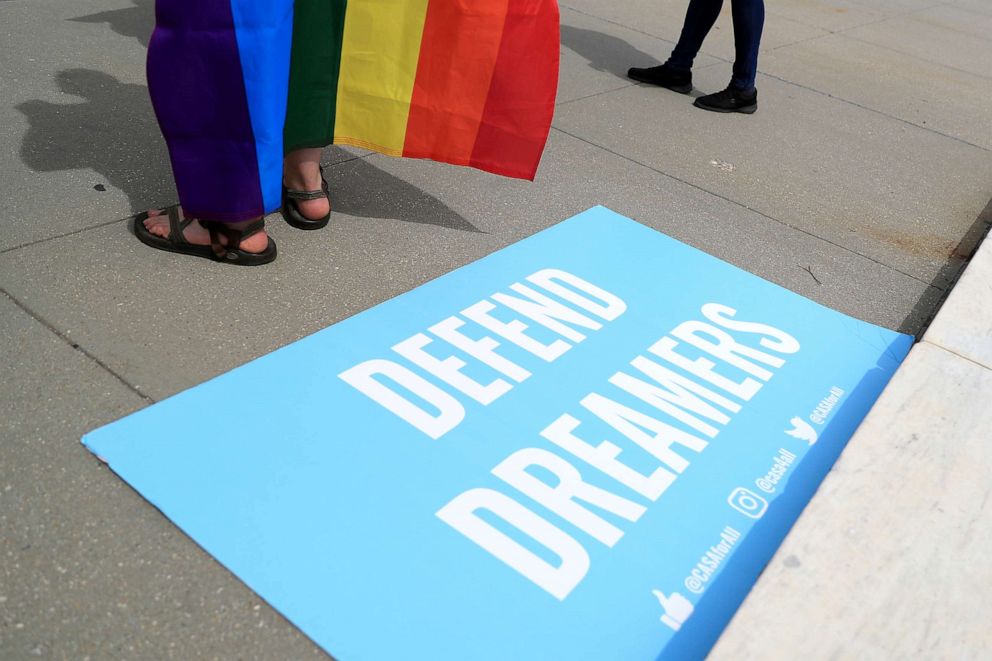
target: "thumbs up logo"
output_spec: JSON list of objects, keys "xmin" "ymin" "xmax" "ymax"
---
[
  {"xmin": 785, "ymin": 417, "xmax": 818, "ymax": 445},
  {"xmin": 652, "ymin": 589, "xmax": 694, "ymax": 632}
]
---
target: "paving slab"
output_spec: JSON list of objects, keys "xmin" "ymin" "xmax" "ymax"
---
[
  {"xmin": 843, "ymin": 10, "xmax": 992, "ymax": 79},
  {"xmin": 710, "ymin": 340, "xmax": 992, "ymax": 659},
  {"xmin": 0, "ymin": 294, "xmax": 326, "ymax": 660},
  {"xmin": 924, "ymin": 210, "xmax": 992, "ymax": 368},
  {"xmin": 762, "ymin": 32, "xmax": 992, "ymax": 150},
  {"xmin": 560, "ymin": 0, "xmax": 828, "ymax": 68},
  {"xmin": 0, "ymin": 129, "xmax": 937, "ymax": 404},
  {"xmin": 554, "ymin": 64, "xmax": 992, "ymax": 287}
]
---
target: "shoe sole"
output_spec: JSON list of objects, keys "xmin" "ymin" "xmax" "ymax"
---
[
  {"xmin": 281, "ymin": 186, "xmax": 331, "ymax": 231},
  {"xmin": 627, "ymin": 73, "xmax": 692, "ymax": 94},
  {"xmin": 692, "ymin": 99, "xmax": 757, "ymax": 114},
  {"xmin": 281, "ymin": 206, "xmax": 331, "ymax": 231}
]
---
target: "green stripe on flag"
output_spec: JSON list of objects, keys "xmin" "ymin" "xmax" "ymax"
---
[{"xmin": 284, "ymin": 0, "xmax": 348, "ymax": 153}]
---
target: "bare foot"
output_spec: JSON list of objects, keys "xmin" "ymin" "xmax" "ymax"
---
[
  {"xmin": 284, "ymin": 148, "xmax": 331, "ymax": 220},
  {"xmin": 143, "ymin": 208, "xmax": 269, "ymax": 254}
]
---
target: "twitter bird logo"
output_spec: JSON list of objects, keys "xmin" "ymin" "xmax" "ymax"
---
[{"xmin": 785, "ymin": 417, "xmax": 818, "ymax": 445}]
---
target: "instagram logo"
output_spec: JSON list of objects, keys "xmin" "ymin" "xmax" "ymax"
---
[{"xmin": 728, "ymin": 487, "xmax": 768, "ymax": 519}]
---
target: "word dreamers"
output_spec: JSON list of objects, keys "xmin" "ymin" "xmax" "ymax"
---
[
  {"xmin": 339, "ymin": 269, "xmax": 626, "ymax": 439},
  {"xmin": 436, "ymin": 299, "xmax": 801, "ymax": 600}
]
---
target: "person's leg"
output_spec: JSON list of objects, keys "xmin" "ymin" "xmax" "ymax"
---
[
  {"xmin": 143, "ymin": 0, "xmax": 293, "ymax": 255},
  {"xmin": 628, "ymin": 0, "xmax": 722, "ymax": 91},
  {"xmin": 729, "ymin": 0, "xmax": 765, "ymax": 91},
  {"xmin": 667, "ymin": 0, "xmax": 725, "ymax": 72},
  {"xmin": 279, "ymin": 0, "xmax": 342, "ymax": 224},
  {"xmin": 692, "ymin": 0, "xmax": 762, "ymax": 113},
  {"xmin": 283, "ymin": 148, "xmax": 330, "ymax": 221}
]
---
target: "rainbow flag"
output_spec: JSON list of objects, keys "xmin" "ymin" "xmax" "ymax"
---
[
  {"xmin": 148, "ymin": 0, "xmax": 560, "ymax": 223},
  {"xmin": 287, "ymin": 0, "xmax": 560, "ymax": 180}
]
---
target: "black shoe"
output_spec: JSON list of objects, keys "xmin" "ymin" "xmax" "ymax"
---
[
  {"xmin": 693, "ymin": 86, "xmax": 757, "ymax": 114},
  {"xmin": 627, "ymin": 64, "xmax": 692, "ymax": 94}
]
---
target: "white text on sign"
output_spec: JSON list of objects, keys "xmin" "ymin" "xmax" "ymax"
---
[
  {"xmin": 340, "ymin": 270, "xmax": 800, "ymax": 600},
  {"xmin": 339, "ymin": 269, "xmax": 626, "ymax": 439}
]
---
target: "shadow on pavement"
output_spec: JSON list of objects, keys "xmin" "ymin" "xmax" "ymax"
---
[
  {"xmin": 70, "ymin": 0, "xmax": 154, "ymax": 48},
  {"xmin": 326, "ymin": 153, "xmax": 479, "ymax": 232},
  {"xmin": 560, "ymin": 24, "xmax": 662, "ymax": 79},
  {"xmin": 16, "ymin": 68, "xmax": 173, "ymax": 215}
]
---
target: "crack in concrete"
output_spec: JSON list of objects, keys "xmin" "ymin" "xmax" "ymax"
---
[{"xmin": 0, "ymin": 288, "xmax": 154, "ymax": 404}]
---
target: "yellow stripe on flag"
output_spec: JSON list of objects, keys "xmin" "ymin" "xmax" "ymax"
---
[{"xmin": 334, "ymin": 0, "xmax": 431, "ymax": 155}]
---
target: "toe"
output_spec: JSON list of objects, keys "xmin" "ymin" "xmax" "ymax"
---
[{"xmin": 143, "ymin": 214, "xmax": 170, "ymax": 238}]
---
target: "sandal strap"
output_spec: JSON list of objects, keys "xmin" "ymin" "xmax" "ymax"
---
[
  {"xmin": 200, "ymin": 219, "xmax": 265, "ymax": 260},
  {"xmin": 166, "ymin": 205, "xmax": 195, "ymax": 247},
  {"xmin": 285, "ymin": 188, "xmax": 327, "ymax": 201},
  {"xmin": 284, "ymin": 165, "xmax": 329, "ymax": 201},
  {"xmin": 237, "ymin": 218, "xmax": 266, "ymax": 239}
]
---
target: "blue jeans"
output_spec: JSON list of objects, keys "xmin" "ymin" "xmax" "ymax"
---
[{"xmin": 666, "ymin": 0, "xmax": 765, "ymax": 91}]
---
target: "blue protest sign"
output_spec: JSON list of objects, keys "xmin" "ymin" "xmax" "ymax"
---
[{"xmin": 83, "ymin": 207, "xmax": 912, "ymax": 660}]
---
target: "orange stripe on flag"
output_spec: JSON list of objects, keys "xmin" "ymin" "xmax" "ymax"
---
[{"xmin": 403, "ymin": 0, "xmax": 511, "ymax": 165}]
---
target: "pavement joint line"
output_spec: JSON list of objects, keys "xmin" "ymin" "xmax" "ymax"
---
[
  {"xmin": 557, "ymin": 3, "xmax": 990, "ymax": 153},
  {"xmin": 556, "ymin": 83, "xmax": 638, "ymax": 108},
  {"xmin": 938, "ymin": 0, "xmax": 992, "ymax": 19},
  {"xmin": 920, "ymin": 337, "xmax": 992, "ymax": 373},
  {"xmin": 0, "ymin": 287, "xmax": 154, "ymax": 404},
  {"xmin": 767, "ymin": 31, "xmax": 833, "ymax": 52},
  {"xmin": 0, "ymin": 215, "xmax": 129, "ymax": 256},
  {"xmin": 902, "ymin": 1, "xmax": 992, "ymax": 35},
  {"xmin": 768, "ymin": 1, "xmax": 943, "ymax": 41},
  {"xmin": 695, "ymin": 60, "xmax": 727, "ymax": 71},
  {"xmin": 757, "ymin": 68, "xmax": 992, "ymax": 153},
  {"xmin": 550, "ymin": 124, "xmax": 946, "ymax": 292},
  {"xmin": 836, "ymin": 31, "xmax": 992, "ymax": 85}
]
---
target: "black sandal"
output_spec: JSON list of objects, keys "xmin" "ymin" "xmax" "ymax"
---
[
  {"xmin": 134, "ymin": 205, "xmax": 277, "ymax": 266},
  {"xmin": 281, "ymin": 165, "xmax": 331, "ymax": 230}
]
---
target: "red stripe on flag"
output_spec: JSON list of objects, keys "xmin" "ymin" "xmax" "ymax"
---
[
  {"xmin": 469, "ymin": 0, "xmax": 560, "ymax": 180},
  {"xmin": 403, "ymin": 0, "xmax": 510, "ymax": 165}
]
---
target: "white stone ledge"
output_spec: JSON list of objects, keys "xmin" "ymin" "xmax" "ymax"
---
[{"xmin": 925, "ymin": 228, "xmax": 992, "ymax": 368}]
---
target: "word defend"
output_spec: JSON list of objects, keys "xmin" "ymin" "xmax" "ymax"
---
[{"xmin": 340, "ymin": 269, "xmax": 626, "ymax": 439}]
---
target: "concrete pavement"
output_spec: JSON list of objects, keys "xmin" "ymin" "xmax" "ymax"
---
[{"xmin": 2, "ymin": 0, "xmax": 990, "ymax": 658}]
